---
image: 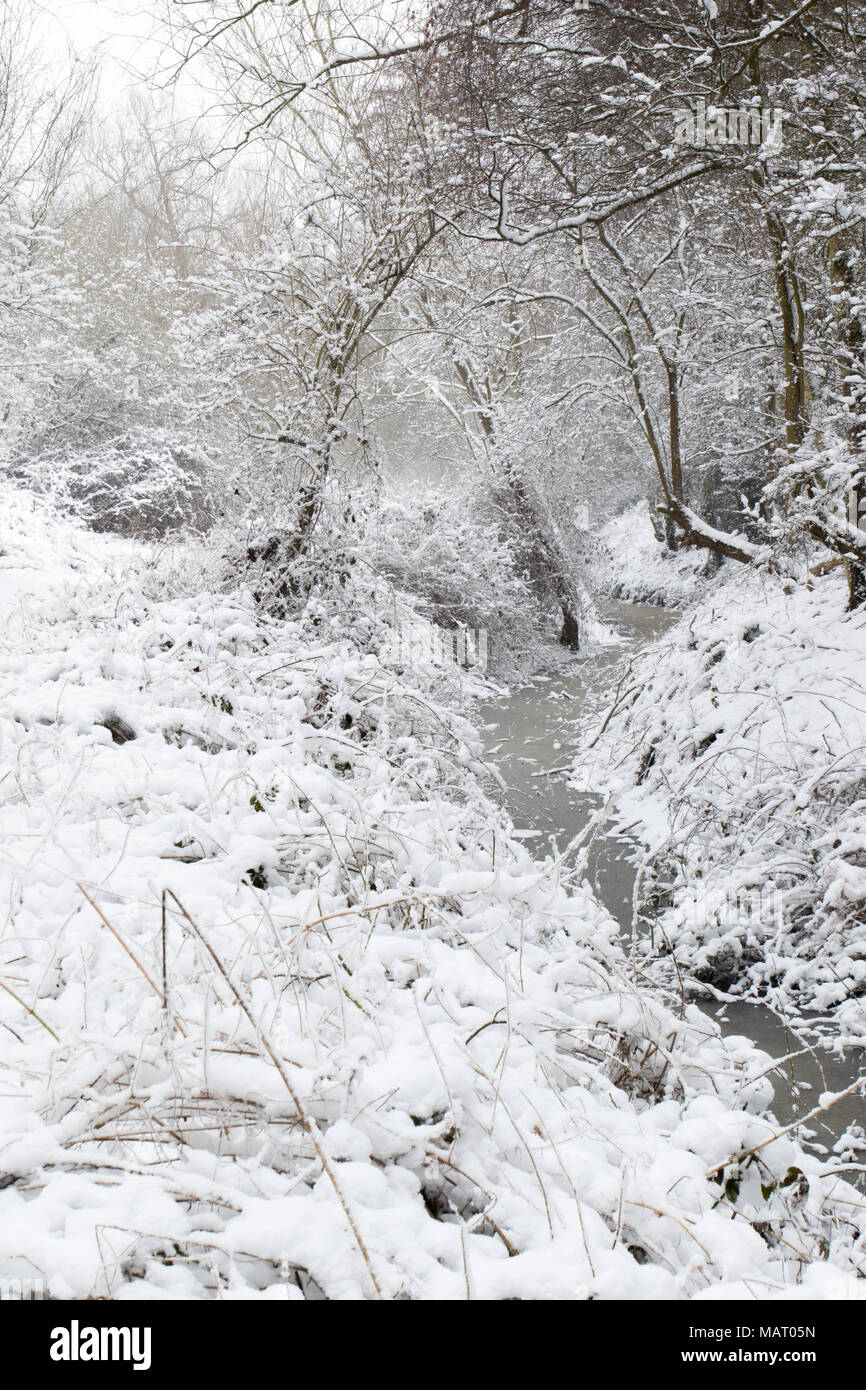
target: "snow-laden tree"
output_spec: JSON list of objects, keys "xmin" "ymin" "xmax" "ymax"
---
[
  {"xmin": 362, "ymin": 233, "xmax": 606, "ymax": 644},
  {"xmin": 0, "ymin": 1, "xmax": 94, "ymax": 459},
  {"xmin": 409, "ymin": 0, "xmax": 866, "ymax": 596},
  {"xmin": 163, "ymin": 0, "xmax": 866, "ymax": 608},
  {"xmin": 164, "ymin": 2, "xmax": 444, "ymax": 572},
  {"xmin": 6, "ymin": 99, "xmax": 227, "ymax": 538}
]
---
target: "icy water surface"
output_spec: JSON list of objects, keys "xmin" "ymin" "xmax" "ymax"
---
[
  {"xmin": 478, "ymin": 600, "xmax": 675, "ymax": 939},
  {"xmin": 480, "ymin": 601, "xmax": 864, "ymax": 1157}
]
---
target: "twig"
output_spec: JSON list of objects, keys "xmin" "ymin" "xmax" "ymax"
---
[
  {"xmin": 711, "ymin": 1076, "xmax": 866, "ymax": 1174},
  {"xmin": 0, "ymin": 978, "xmax": 59, "ymax": 1042},
  {"xmin": 587, "ymin": 660, "xmax": 635, "ymax": 748},
  {"xmin": 77, "ymin": 883, "xmax": 162, "ymax": 999},
  {"xmin": 77, "ymin": 884, "xmax": 186, "ymax": 1038}
]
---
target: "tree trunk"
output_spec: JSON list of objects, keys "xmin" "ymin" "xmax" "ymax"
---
[
  {"xmin": 846, "ymin": 548, "xmax": 866, "ymax": 610},
  {"xmin": 765, "ymin": 209, "xmax": 809, "ymax": 454},
  {"xmin": 665, "ymin": 360, "xmax": 684, "ymax": 551},
  {"xmin": 449, "ymin": 352, "xmax": 583, "ymax": 647},
  {"xmin": 844, "ymin": 475, "xmax": 866, "ymax": 610},
  {"xmin": 830, "ymin": 240, "xmax": 866, "ymax": 609},
  {"xmin": 559, "ymin": 605, "xmax": 580, "ymax": 651}
]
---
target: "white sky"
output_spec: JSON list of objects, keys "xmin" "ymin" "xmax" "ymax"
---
[
  {"xmin": 38, "ymin": 1, "xmax": 161, "ymax": 63},
  {"xmin": 33, "ymin": 0, "xmax": 200, "ymax": 107}
]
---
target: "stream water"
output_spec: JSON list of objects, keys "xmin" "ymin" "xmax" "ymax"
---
[{"xmin": 479, "ymin": 600, "xmax": 864, "ymax": 1158}]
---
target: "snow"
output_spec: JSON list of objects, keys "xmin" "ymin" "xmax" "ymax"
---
[
  {"xmin": 598, "ymin": 503, "xmax": 715, "ymax": 608},
  {"xmin": 0, "ymin": 485, "xmax": 864, "ymax": 1299},
  {"xmin": 579, "ymin": 540, "xmax": 866, "ymax": 1034}
]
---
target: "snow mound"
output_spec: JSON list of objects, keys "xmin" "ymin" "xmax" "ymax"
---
[{"xmin": 0, "ymin": 486, "xmax": 863, "ymax": 1299}]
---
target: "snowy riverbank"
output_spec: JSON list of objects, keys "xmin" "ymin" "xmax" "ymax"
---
[
  {"xmin": 580, "ymin": 539, "xmax": 866, "ymax": 1044},
  {"xmin": 598, "ymin": 504, "xmax": 716, "ymax": 609}
]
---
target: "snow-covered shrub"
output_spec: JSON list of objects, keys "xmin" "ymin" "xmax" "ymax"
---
[
  {"xmin": 578, "ymin": 562, "xmax": 866, "ymax": 1031},
  {"xmin": 364, "ymin": 486, "xmax": 556, "ymax": 673},
  {"xmin": 764, "ymin": 435, "xmax": 863, "ymax": 561},
  {"xmin": 696, "ymin": 453, "xmax": 766, "ymax": 542},
  {"xmin": 8, "ymin": 427, "xmax": 216, "ymax": 539},
  {"xmin": 0, "ymin": 185, "xmax": 227, "ymax": 543},
  {"xmin": 232, "ymin": 480, "xmax": 561, "ymax": 674},
  {"xmin": 1, "ymin": 483, "xmax": 863, "ymax": 1299}
]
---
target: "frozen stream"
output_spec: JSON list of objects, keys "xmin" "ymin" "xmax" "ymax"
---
[{"xmin": 479, "ymin": 601, "xmax": 864, "ymax": 1158}]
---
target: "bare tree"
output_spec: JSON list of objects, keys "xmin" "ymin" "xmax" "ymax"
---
[{"xmin": 0, "ymin": 2, "xmax": 96, "ymax": 462}]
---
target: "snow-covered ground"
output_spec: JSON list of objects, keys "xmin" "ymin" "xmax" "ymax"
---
[
  {"xmin": 579, "ymin": 546, "xmax": 866, "ymax": 1040},
  {"xmin": 1, "ymin": 486, "xmax": 864, "ymax": 1300},
  {"xmin": 598, "ymin": 503, "xmax": 716, "ymax": 608}
]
